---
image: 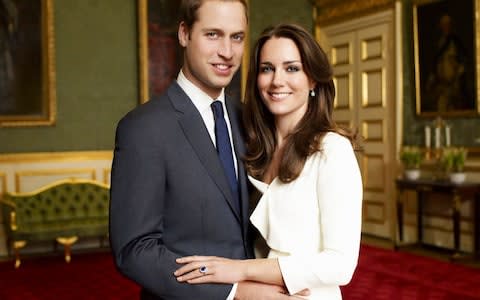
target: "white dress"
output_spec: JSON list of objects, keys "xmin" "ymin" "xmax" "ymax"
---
[{"xmin": 249, "ymin": 133, "xmax": 363, "ymax": 300}]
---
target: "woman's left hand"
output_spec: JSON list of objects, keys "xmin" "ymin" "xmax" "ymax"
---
[{"xmin": 174, "ymin": 256, "xmax": 246, "ymax": 284}]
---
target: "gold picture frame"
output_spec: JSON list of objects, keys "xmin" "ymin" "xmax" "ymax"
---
[
  {"xmin": 138, "ymin": 0, "xmax": 249, "ymax": 104},
  {"xmin": 312, "ymin": 0, "xmax": 394, "ymax": 26},
  {"xmin": 0, "ymin": 0, "xmax": 56, "ymax": 127},
  {"xmin": 413, "ymin": 0, "xmax": 480, "ymax": 117}
]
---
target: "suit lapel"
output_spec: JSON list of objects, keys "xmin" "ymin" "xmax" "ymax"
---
[{"xmin": 168, "ymin": 83, "xmax": 242, "ymax": 222}]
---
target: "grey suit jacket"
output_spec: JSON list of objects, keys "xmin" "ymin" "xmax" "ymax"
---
[{"xmin": 109, "ymin": 82, "xmax": 253, "ymax": 300}]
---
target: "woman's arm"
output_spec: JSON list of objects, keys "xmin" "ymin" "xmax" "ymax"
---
[
  {"xmin": 174, "ymin": 256, "xmax": 285, "ymax": 286},
  {"xmin": 278, "ymin": 134, "xmax": 363, "ymax": 295}
]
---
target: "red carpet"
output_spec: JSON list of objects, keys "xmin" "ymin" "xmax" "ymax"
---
[
  {"xmin": 0, "ymin": 246, "xmax": 479, "ymax": 299},
  {"xmin": 342, "ymin": 245, "xmax": 480, "ymax": 300},
  {"xmin": 0, "ymin": 251, "xmax": 140, "ymax": 300}
]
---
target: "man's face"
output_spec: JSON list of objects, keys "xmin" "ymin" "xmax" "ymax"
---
[{"xmin": 178, "ymin": 1, "xmax": 247, "ymax": 99}]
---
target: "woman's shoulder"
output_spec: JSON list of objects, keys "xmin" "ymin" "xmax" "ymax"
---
[
  {"xmin": 306, "ymin": 132, "xmax": 355, "ymax": 163},
  {"xmin": 306, "ymin": 132, "xmax": 357, "ymax": 171},
  {"xmin": 319, "ymin": 132, "xmax": 351, "ymax": 148}
]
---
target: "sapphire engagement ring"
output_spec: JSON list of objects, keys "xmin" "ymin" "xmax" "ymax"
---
[{"xmin": 199, "ymin": 266, "xmax": 208, "ymax": 274}]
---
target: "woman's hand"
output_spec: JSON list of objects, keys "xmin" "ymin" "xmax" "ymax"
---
[
  {"xmin": 175, "ymin": 256, "xmax": 311, "ymax": 298},
  {"xmin": 174, "ymin": 256, "xmax": 247, "ymax": 284}
]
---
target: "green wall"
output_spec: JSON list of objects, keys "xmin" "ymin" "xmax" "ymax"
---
[
  {"xmin": 0, "ymin": 0, "xmax": 137, "ymax": 153},
  {"xmin": 250, "ymin": 0, "xmax": 313, "ymax": 41},
  {"xmin": 0, "ymin": 0, "xmax": 312, "ymax": 153},
  {"xmin": 0, "ymin": 0, "xmax": 314, "ymax": 154},
  {"xmin": 1, "ymin": 0, "xmax": 475, "ymax": 154}
]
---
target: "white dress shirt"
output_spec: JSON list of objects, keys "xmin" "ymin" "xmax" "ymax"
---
[
  {"xmin": 176, "ymin": 70, "xmax": 238, "ymax": 299},
  {"xmin": 176, "ymin": 70, "xmax": 238, "ymax": 174},
  {"xmin": 249, "ymin": 132, "xmax": 363, "ymax": 300}
]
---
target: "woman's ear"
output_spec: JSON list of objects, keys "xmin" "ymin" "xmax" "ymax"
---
[{"xmin": 178, "ymin": 21, "xmax": 189, "ymax": 47}]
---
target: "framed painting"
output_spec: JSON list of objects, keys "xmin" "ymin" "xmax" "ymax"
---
[
  {"xmin": 0, "ymin": 0, "xmax": 56, "ymax": 127},
  {"xmin": 138, "ymin": 0, "xmax": 249, "ymax": 104},
  {"xmin": 414, "ymin": 0, "xmax": 480, "ymax": 117},
  {"xmin": 138, "ymin": 0, "xmax": 181, "ymax": 104}
]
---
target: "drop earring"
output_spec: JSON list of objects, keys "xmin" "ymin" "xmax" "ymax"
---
[{"xmin": 310, "ymin": 89, "xmax": 316, "ymax": 97}]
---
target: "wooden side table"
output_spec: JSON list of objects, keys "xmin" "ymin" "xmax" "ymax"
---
[{"xmin": 395, "ymin": 178, "xmax": 480, "ymax": 258}]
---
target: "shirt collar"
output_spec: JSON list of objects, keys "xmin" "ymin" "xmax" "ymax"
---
[{"xmin": 176, "ymin": 70, "xmax": 225, "ymax": 113}]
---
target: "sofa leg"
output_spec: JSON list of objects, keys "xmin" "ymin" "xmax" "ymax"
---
[
  {"xmin": 13, "ymin": 240, "xmax": 27, "ymax": 269},
  {"xmin": 56, "ymin": 236, "xmax": 78, "ymax": 263}
]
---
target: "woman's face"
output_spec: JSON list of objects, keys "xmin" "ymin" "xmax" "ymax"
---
[{"xmin": 257, "ymin": 37, "xmax": 314, "ymax": 125}]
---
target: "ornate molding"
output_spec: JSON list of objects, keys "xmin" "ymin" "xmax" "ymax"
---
[
  {"xmin": 0, "ymin": 151, "xmax": 113, "ymax": 163},
  {"xmin": 314, "ymin": 0, "xmax": 395, "ymax": 25}
]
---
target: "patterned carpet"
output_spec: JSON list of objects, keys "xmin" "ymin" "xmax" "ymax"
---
[
  {"xmin": 342, "ymin": 245, "xmax": 480, "ymax": 300},
  {"xmin": 0, "ymin": 245, "xmax": 479, "ymax": 299}
]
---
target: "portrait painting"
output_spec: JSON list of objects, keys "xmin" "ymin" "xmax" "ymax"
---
[
  {"xmin": 414, "ymin": 0, "xmax": 479, "ymax": 117},
  {"xmin": 0, "ymin": 0, "xmax": 55, "ymax": 126},
  {"xmin": 138, "ymin": 0, "xmax": 247, "ymax": 104}
]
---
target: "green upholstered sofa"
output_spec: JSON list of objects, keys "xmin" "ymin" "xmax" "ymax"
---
[{"xmin": 0, "ymin": 179, "xmax": 110, "ymax": 268}]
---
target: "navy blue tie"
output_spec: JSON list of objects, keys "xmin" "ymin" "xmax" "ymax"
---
[{"xmin": 211, "ymin": 101, "xmax": 240, "ymax": 213}]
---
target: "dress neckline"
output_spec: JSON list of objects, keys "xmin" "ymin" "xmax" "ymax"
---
[{"xmin": 248, "ymin": 175, "xmax": 279, "ymax": 192}]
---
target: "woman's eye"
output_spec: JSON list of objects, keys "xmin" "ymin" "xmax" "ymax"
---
[{"xmin": 287, "ymin": 65, "xmax": 300, "ymax": 72}]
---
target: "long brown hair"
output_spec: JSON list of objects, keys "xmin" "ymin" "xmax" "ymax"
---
[{"xmin": 243, "ymin": 23, "xmax": 356, "ymax": 183}]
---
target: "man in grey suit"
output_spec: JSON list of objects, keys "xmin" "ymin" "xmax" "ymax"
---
[{"xmin": 110, "ymin": 1, "xmax": 302, "ymax": 299}]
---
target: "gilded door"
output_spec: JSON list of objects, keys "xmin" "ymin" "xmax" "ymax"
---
[{"xmin": 318, "ymin": 10, "xmax": 397, "ymax": 239}]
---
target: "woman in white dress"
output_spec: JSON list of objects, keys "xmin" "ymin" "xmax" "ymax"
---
[{"xmin": 175, "ymin": 23, "xmax": 363, "ymax": 300}]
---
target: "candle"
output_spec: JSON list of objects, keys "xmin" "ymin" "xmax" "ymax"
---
[
  {"xmin": 435, "ymin": 127, "xmax": 441, "ymax": 149},
  {"xmin": 425, "ymin": 126, "xmax": 431, "ymax": 148},
  {"xmin": 445, "ymin": 125, "xmax": 451, "ymax": 147}
]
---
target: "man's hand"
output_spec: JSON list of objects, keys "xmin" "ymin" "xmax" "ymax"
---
[{"xmin": 234, "ymin": 281, "xmax": 309, "ymax": 300}]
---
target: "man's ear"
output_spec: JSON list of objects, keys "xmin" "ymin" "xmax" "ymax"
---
[{"xmin": 178, "ymin": 21, "xmax": 189, "ymax": 47}]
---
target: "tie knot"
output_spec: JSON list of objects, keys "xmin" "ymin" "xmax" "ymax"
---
[{"xmin": 211, "ymin": 101, "xmax": 224, "ymax": 119}]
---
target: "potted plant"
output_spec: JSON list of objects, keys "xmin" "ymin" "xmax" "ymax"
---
[
  {"xmin": 441, "ymin": 147, "xmax": 468, "ymax": 183},
  {"xmin": 400, "ymin": 146, "xmax": 423, "ymax": 180}
]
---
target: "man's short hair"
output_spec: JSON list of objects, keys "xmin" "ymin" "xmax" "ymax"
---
[{"xmin": 179, "ymin": 0, "xmax": 249, "ymax": 30}]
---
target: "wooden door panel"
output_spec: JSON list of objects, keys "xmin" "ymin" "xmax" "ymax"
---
[{"xmin": 321, "ymin": 11, "xmax": 396, "ymax": 239}]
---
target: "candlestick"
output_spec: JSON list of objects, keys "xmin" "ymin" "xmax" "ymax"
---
[
  {"xmin": 425, "ymin": 126, "xmax": 431, "ymax": 148},
  {"xmin": 435, "ymin": 127, "xmax": 441, "ymax": 149},
  {"xmin": 445, "ymin": 125, "xmax": 451, "ymax": 147}
]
